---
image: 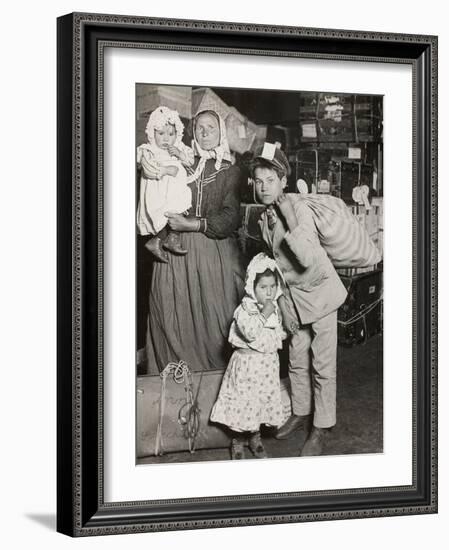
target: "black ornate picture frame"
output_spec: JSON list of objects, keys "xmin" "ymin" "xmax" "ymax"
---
[{"xmin": 57, "ymin": 12, "xmax": 437, "ymax": 536}]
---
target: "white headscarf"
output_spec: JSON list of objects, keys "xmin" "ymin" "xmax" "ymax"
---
[
  {"xmin": 186, "ymin": 110, "xmax": 232, "ymax": 184},
  {"xmin": 244, "ymin": 253, "xmax": 284, "ymax": 302},
  {"xmin": 144, "ymin": 106, "xmax": 185, "ymax": 149}
]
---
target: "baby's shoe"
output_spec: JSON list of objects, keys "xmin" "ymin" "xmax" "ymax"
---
[
  {"xmin": 248, "ymin": 432, "xmax": 267, "ymax": 459},
  {"xmin": 163, "ymin": 231, "xmax": 187, "ymax": 255},
  {"xmin": 230, "ymin": 438, "xmax": 245, "ymax": 460},
  {"xmin": 145, "ymin": 236, "xmax": 168, "ymax": 263}
]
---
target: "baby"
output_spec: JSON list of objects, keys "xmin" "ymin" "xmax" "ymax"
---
[{"xmin": 137, "ymin": 106, "xmax": 194, "ymax": 262}]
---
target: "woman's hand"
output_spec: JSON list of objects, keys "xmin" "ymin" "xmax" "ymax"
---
[
  {"xmin": 165, "ymin": 213, "xmax": 199, "ymax": 232},
  {"xmin": 160, "ymin": 165, "xmax": 179, "ymax": 177},
  {"xmin": 140, "ymin": 155, "xmax": 161, "ymax": 180},
  {"xmin": 275, "ymin": 194, "xmax": 298, "ymax": 231}
]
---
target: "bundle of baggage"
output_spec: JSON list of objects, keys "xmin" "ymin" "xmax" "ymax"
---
[
  {"xmin": 290, "ymin": 193, "xmax": 382, "ymax": 268},
  {"xmin": 137, "ymin": 362, "xmax": 291, "ymax": 457}
]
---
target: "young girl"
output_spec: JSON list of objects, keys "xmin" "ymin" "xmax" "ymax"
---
[
  {"xmin": 137, "ymin": 106, "xmax": 194, "ymax": 262},
  {"xmin": 210, "ymin": 253, "xmax": 287, "ymax": 459}
]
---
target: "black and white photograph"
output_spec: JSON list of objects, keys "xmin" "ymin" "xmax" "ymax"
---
[
  {"xmin": 135, "ymin": 84, "xmax": 384, "ymax": 465},
  {"xmin": 1, "ymin": 0, "xmax": 444, "ymax": 545}
]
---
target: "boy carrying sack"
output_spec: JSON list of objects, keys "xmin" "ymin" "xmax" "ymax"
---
[{"xmin": 252, "ymin": 143, "xmax": 348, "ymax": 456}]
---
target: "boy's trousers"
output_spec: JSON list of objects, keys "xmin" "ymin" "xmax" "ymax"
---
[{"xmin": 289, "ymin": 310, "xmax": 338, "ymax": 428}]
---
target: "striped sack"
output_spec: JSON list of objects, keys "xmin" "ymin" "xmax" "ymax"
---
[{"xmin": 294, "ymin": 194, "xmax": 382, "ymax": 268}]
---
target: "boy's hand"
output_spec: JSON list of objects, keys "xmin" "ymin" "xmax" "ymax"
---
[
  {"xmin": 275, "ymin": 194, "xmax": 298, "ymax": 231},
  {"xmin": 278, "ymin": 295, "xmax": 300, "ymax": 335},
  {"xmin": 261, "ymin": 299, "xmax": 275, "ymax": 319}
]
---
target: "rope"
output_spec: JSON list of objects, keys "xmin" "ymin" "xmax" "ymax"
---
[
  {"xmin": 337, "ymin": 294, "xmax": 383, "ymax": 327},
  {"xmin": 337, "ymin": 295, "xmax": 383, "ymax": 344},
  {"xmin": 154, "ymin": 361, "xmax": 201, "ymax": 456}
]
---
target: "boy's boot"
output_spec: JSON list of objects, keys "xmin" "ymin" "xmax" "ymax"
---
[
  {"xmin": 275, "ymin": 414, "xmax": 311, "ymax": 439},
  {"xmin": 300, "ymin": 427, "xmax": 331, "ymax": 456}
]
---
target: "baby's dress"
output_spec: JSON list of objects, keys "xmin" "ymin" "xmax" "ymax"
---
[
  {"xmin": 136, "ymin": 143, "xmax": 193, "ymax": 235},
  {"xmin": 210, "ymin": 297, "xmax": 286, "ymax": 433}
]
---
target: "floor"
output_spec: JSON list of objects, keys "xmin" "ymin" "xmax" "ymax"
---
[{"xmin": 138, "ymin": 333, "xmax": 383, "ymax": 464}]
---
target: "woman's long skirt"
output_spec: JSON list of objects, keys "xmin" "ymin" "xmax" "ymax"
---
[{"xmin": 145, "ymin": 232, "xmax": 245, "ymax": 374}]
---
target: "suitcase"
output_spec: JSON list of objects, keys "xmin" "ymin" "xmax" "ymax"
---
[
  {"xmin": 238, "ymin": 204, "xmax": 266, "ymax": 260},
  {"xmin": 338, "ymin": 269, "xmax": 383, "ymax": 346},
  {"xmin": 137, "ymin": 366, "xmax": 229, "ymax": 457},
  {"xmin": 136, "ymin": 363, "xmax": 292, "ymax": 457}
]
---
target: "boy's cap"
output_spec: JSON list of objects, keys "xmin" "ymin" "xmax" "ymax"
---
[{"xmin": 252, "ymin": 142, "xmax": 291, "ymax": 176}]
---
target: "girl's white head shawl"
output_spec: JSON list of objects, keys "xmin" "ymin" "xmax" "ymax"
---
[
  {"xmin": 244, "ymin": 252, "xmax": 284, "ymax": 301},
  {"xmin": 145, "ymin": 106, "xmax": 184, "ymax": 148}
]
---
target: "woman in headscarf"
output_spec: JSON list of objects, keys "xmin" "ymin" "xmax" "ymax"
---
[{"xmin": 144, "ymin": 109, "xmax": 245, "ymax": 374}]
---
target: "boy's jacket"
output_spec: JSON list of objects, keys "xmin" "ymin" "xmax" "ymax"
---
[{"xmin": 259, "ymin": 194, "xmax": 347, "ymax": 325}]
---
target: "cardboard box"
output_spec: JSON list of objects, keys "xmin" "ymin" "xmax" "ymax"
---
[{"xmin": 137, "ymin": 84, "xmax": 192, "ymax": 119}]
